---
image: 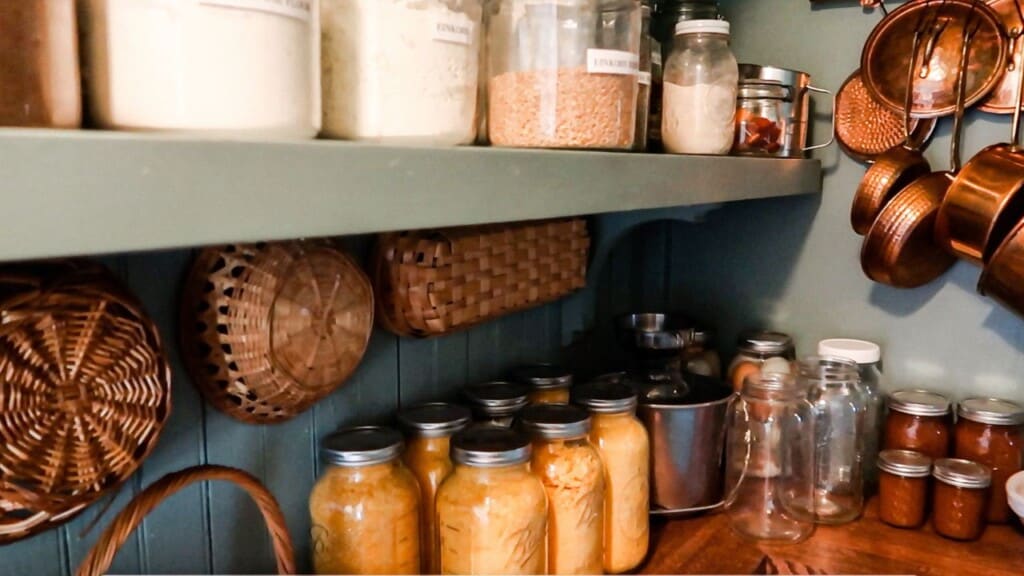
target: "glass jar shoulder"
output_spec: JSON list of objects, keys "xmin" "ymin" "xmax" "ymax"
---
[
  {"xmin": 664, "ymin": 35, "xmax": 737, "ymax": 78},
  {"xmin": 311, "ymin": 462, "xmax": 420, "ymax": 511},
  {"xmin": 438, "ymin": 464, "xmax": 547, "ymax": 509}
]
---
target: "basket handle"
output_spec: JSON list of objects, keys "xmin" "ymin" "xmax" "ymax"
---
[{"xmin": 75, "ymin": 465, "xmax": 295, "ymax": 576}]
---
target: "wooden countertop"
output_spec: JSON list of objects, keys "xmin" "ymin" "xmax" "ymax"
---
[{"xmin": 641, "ymin": 499, "xmax": 1024, "ymax": 575}]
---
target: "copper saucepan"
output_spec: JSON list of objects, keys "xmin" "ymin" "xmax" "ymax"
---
[{"xmin": 979, "ymin": 216, "xmax": 1024, "ymax": 316}]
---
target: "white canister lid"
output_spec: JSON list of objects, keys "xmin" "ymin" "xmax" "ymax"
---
[
  {"xmin": 817, "ymin": 338, "xmax": 881, "ymax": 365},
  {"xmin": 675, "ymin": 19, "xmax": 730, "ymax": 36}
]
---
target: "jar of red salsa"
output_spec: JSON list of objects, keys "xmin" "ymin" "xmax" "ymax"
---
[
  {"xmin": 877, "ymin": 449, "xmax": 931, "ymax": 529},
  {"xmin": 954, "ymin": 398, "xmax": 1024, "ymax": 524},
  {"xmin": 884, "ymin": 390, "xmax": 952, "ymax": 460},
  {"xmin": 932, "ymin": 458, "xmax": 991, "ymax": 541}
]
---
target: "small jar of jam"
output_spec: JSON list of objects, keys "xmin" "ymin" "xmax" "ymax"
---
[
  {"xmin": 954, "ymin": 397, "xmax": 1024, "ymax": 524},
  {"xmin": 932, "ymin": 458, "xmax": 991, "ymax": 541},
  {"xmin": 877, "ymin": 449, "xmax": 932, "ymax": 529},
  {"xmin": 512, "ymin": 364, "xmax": 573, "ymax": 405},
  {"xmin": 884, "ymin": 389, "xmax": 952, "ymax": 460}
]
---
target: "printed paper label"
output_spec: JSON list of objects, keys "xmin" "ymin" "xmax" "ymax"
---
[
  {"xmin": 432, "ymin": 13, "xmax": 475, "ymax": 46},
  {"xmin": 199, "ymin": 0, "xmax": 312, "ymax": 22},
  {"xmin": 638, "ymin": 71, "xmax": 652, "ymax": 86},
  {"xmin": 587, "ymin": 49, "xmax": 639, "ymax": 76}
]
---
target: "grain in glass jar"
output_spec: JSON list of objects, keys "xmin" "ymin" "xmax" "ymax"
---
[
  {"xmin": 884, "ymin": 389, "xmax": 952, "ymax": 460},
  {"xmin": 932, "ymin": 458, "xmax": 991, "ymax": 541},
  {"xmin": 512, "ymin": 364, "xmax": 573, "ymax": 405},
  {"xmin": 727, "ymin": 330, "xmax": 796, "ymax": 392},
  {"xmin": 877, "ymin": 449, "xmax": 931, "ymax": 529},
  {"xmin": 954, "ymin": 397, "xmax": 1024, "ymax": 524},
  {"xmin": 436, "ymin": 427, "xmax": 548, "ymax": 575},
  {"xmin": 462, "ymin": 381, "xmax": 529, "ymax": 427},
  {"xmin": 309, "ymin": 427, "xmax": 420, "ymax": 575},
  {"xmin": 574, "ymin": 380, "xmax": 649, "ymax": 574},
  {"xmin": 398, "ymin": 403, "xmax": 473, "ymax": 574},
  {"xmin": 521, "ymin": 404, "xmax": 604, "ymax": 575}
]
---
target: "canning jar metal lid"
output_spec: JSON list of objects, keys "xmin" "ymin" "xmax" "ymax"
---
[
  {"xmin": 675, "ymin": 19, "xmax": 729, "ymax": 36},
  {"xmin": 878, "ymin": 449, "xmax": 932, "ymax": 478},
  {"xmin": 451, "ymin": 426, "xmax": 531, "ymax": 467},
  {"xmin": 573, "ymin": 380, "xmax": 638, "ymax": 413},
  {"xmin": 887, "ymin": 389, "xmax": 951, "ymax": 417},
  {"xmin": 933, "ymin": 458, "xmax": 992, "ymax": 489},
  {"xmin": 958, "ymin": 397, "xmax": 1024, "ymax": 426},
  {"xmin": 398, "ymin": 402, "xmax": 472, "ymax": 437},
  {"xmin": 817, "ymin": 338, "xmax": 882, "ymax": 365},
  {"xmin": 321, "ymin": 426, "xmax": 403, "ymax": 467},
  {"xmin": 463, "ymin": 381, "xmax": 530, "ymax": 416},
  {"xmin": 736, "ymin": 330, "xmax": 794, "ymax": 356},
  {"xmin": 511, "ymin": 364, "xmax": 573, "ymax": 390},
  {"xmin": 520, "ymin": 404, "xmax": 591, "ymax": 439}
]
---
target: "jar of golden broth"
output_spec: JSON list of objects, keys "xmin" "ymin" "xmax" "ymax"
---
[
  {"xmin": 399, "ymin": 403, "xmax": 473, "ymax": 574},
  {"xmin": 436, "ymin": 427, "xmax": 548, "ymax": 574},
  {"xmin": 521, "ymin": 404, "xmax": 605, "ymax": 575},
  {"xmin": 462, "ymin": 381, "xmax": 530, "ymax": 427},
  {"xmin": 574, "ymin": 380, "xmax": 650, "ymax": 574},
  {"xmin": 512, "ymin": 363, "xmax": 574, "ymax": 404},
  {"xmin": 309, "ymin": 427, "xmax": 420, "ymax": 575}
]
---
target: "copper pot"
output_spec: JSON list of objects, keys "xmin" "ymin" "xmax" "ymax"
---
[{"xmin": 979, "ymin": 216, "xmax": 1024, "ymax": 316}]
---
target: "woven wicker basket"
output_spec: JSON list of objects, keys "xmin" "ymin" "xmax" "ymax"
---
[
  {"xmin": 0, "ymin": 260, "xmax": 171, "ymax": 544},
  {"xmin": 180, "ymin": 241, "xmax": 374, "ymax": 424},
  {"xmin": 372, "ymin": 219, "xmax": 589, "ymax": 337}
]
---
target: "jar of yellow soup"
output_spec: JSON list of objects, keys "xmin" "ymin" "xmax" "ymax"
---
[{"xmin": 512, "ymin": 363, "xmax": 574, "ymax": 405}]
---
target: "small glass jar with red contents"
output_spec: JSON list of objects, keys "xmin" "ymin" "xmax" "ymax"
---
[
  {"xmin": 932, "ymin": 458, "xmax": 991, "ymax": 541},
  {"xmin": 954, "ymin": 397, "xmax": 1024, "ymax": 524},
  {"xmin": 884, "ymin": 390, "xmax": 952, "ymax": 460},
  {"xmin": 877, "ymin": 449, "xmax": 931, "ymax": 529}
]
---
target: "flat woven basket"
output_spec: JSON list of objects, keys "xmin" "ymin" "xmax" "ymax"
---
[
  {"xmin": 0, "ymin": 260, "xmax": 171, "ymax": 544},
  {"xmin": 372, "ymin": 219, "xmax": 589, "ymax": 337},
  {"xmin": 180, "ymin": 241, "xmax": 374, "ymax": 424}
]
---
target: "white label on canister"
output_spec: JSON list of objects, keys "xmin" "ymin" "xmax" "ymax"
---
[
  {"xmin": 638, "ymin": 71, "xmax": 652, "ymax": 86},
  {"xmin": 199, "ymin": 0, "xmax": 312, "ymax": 22},
  {"xmin": 432, "ymin": 13, "xmax": 475, "ymax": 46},
  {"xmin": 587, "ymin": 49, "xmax": 639, "ymax": 76}
]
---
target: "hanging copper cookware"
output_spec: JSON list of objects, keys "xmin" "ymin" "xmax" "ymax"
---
[
  {"xmin": 979, "ymin": 0, "xmax": 1024, "ymax": 113},
  {"xmin": 978, "ymin": 217, "xmax": 1024, "ymax": 315},
  {"xmin": 836, "ymin": 69, "xmax": 938, "ymax": 163}
]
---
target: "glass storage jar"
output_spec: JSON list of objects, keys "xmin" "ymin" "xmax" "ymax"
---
[
  {"xmin": 309, "ymin": 426, "xmax": 420, "ymax": 575},
  {"xmin": 486, "ymin": 0, "xmax": 642, "ymax": 149},
  {"xmin": 462, "ymin": 381, "xmax": 530, "ymax": 427},
  {"xmin": 932, "ymin": 458, "xmax": 991, "ymax": 541},
  {"xmin": 521, "ymin": 404, "xmax": 605, "ymax": 575},
  {"xmin": 321, "ymin": 0, "xmax": 482, "ymax": 144},
  {"xmin": 884, "ymin": 389, "xmax": 952, "ymax": 460},
  {"xmin": 436, "ymin": 427, "xmax": 548, "ymax": 575},
  {"xmin": 683, "ymin": 326, "xmax": 721, "ymax": 378},
  {"xmin": 727, "ymin": 330, "xmax": 796, "ymax": 392},
  {"xmin": 0, "ymin": 1, "xmax": 81, "ymax": 128},
  {"xmin": 511, "ymin": 364, "xmax": 573, "ymax": 405},
  {"xmin": 634, "ymin": 1, "xmax": 654, "ymax": 151},
  {"xmin": 651, "ymin": 0, "xmax": 721, "ymax": 47},
  {"xmin": 398, "ymin": 403, "xmax": 473, "ymax": 574},
  {"xmin": 733, "ymin": 80, "xmax": 786, "ymax": 156},
  {"xmin": 725, "ymin": 372, "xmax": 816, "ymax": 543},
  {"xmin": 574, "ymin": 380, "xmax": 649, "ymax": 574},
  {"xmin": 954, "ymin": 397, "xmax": 1024, "ymax": 524},
  {"xmin": 877, "ymin": 449, "xmax": 932, "ymax": 529},
  {"xmin": 662, "ymin": 19, "xmax": 738, "ymax": 155},
  {"xmin": 79, "ymin": 0, "xmax": 320, "ymax": 137}
]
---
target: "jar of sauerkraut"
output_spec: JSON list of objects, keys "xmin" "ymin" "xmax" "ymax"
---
[
  {"xmin": 399, "ymin": 403, "xmax": 473, "ymax": 574},
  {"xmin": 574, "ymin": 380, "xmax": 650, "ymax": 574},
  {"xmin": 309, "ymin": 427, "xmax": 420, "ymax": 575},
  {"xmin": 512, "ymin": 364, "xmax": 574, "ymax": 405},
  {"xmin": 462, "ymin": 381, "xmax": 530, "ymax": 427},
  {"xmin": 436, "ymin": 427, "xmax": 548, "ymax": 575},
  {"xmin": 521, "ymin": 404, "xmax": 604, "ymax": 575}
]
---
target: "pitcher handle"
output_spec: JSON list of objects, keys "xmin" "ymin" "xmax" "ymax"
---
[{"xmin": 802, "ymin": 85, "xmax": 835, "ymax": 152}]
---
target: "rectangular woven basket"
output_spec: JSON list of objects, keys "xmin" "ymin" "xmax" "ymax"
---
[{"xmin": 371, "ymin": 219, "xmax": 590, "ymax": 337}]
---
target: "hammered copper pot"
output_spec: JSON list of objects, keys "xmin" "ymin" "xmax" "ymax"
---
[{"xmin": 979, "ymin": 217, "xmax": 1024, "ymax": 316}]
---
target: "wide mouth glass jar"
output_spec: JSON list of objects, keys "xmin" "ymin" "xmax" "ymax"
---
[
  {"xmin": 884, "ymin": 389, "xmax": 952, "ymax": 460},
  {"xmin": 932, "ymin": 458, "xmax": 991, "ymax": 541},
  {"xmin": 733, "ymin": 80, "xmax": 787, "ymax": 156},
  {"xmin": 462, "ymin": 381, "xmax": 530, "ymax": 427},
  {"xmin": 727, "ymin": 330, "xmax": 796, "ymax": 392},
  {"xmin": 512, "ymin": 363, "xmax": 573, "ymax": 405},
  {"xmin": 877, "ymin": 449, "xmax": 932, "ymax": 529},
  {"xmin": 954, "ymin": 397, "xmax": 1024, "ymax": 523}
]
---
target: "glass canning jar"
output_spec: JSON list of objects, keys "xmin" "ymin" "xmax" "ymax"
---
[
  {"xmin": 683, "ymin": 326, "xmax": 721, "ymax": 379},
  {"xmin": 309, "ymin": 427, "xmax": 420, "ymax": 575},
  {"xmin": 511, "ymin": 364, "xmax": 573, "ymax": 405},
  {"xmin": 954, "ymin": 398, "xmax": 1024, "ymax": 524},
  {"xmin": 521, "ymin": 404, "xmax": 605, "ymax": 575},
  {"xmin": 733, "ymin": 80, "xmax": 786, "ymax": 156},
  {"xmin": 877, "ymin": 449, "xmax": 932, "ymax": 529},
  {"xmin": 727, "ymin": 330, "xmax": 796, "ymax": 392},
  {"xmin": 725, "ymin": 372, "xmax": 816, "ymax": 543},
  {"xmin": 398, "ymin": 403, "xmax": 473, "ymax": 574},
  {"xmin": 486, "ymin": 0, "xmax": 642, "ymax": 149},
  {"xmin": 634, "ymin": 1, "xmax": 654, "ymax": 151},
  {"xmin": 661, "ymin": 19, "xmax": 738, "ymax": 155},
  {"xmin": 932, "ymin": 458, "xmax": 991, "ymax": 541},
  {"xmin": 884, "ymin": 389, "xmax": 952, "ymax": 460},
  {"xmin": 436, "ymin": 427, "xmax": 548, "ymax": 575},
  {"xmin": 462, "ymin": 381, "xmax": 530, "ymax": 427},
  {"xmin": 574, "ymin": 380, "xmax": 650, "ymax": 574}
]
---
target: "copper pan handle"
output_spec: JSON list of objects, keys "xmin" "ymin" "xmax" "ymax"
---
[{"xmin": 803, "ymin": 85, "xmax": 835, "ymax": 152}]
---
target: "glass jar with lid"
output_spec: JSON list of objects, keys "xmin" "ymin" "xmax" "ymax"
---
[
  {"xmin": 521, "ymin": 404, "xmax": 605, "ymax": 575},
  {"xmin": 79, "ymin": 0, "xmax": 320, "ymax": 137},
  {"xmin": 662, "ymin": 19, "xmax": 738, "ymax": 155},
  {"xmin": 727, "ymin": 330, "xmax": 796, "ymax": 392},
  {"xmin": 725, "ymin": 372, "xmax": 816, "ymax": 543},
  {"xmin": 321, "ymin": 0, "xmax": 483, "ymax": 144},
  {"xmin": 733, "ymin": 80, "xmax": 787, "ymax": 156},
  {"xmin": 877, "ymin": 449, "xmax": 932, "ymax": 529},
  {"xmin": 932, "ymin": 458, "xmax": 991, "ymax": 541},
  {"xmin": 634, "ymin": 1, "xmax": 655, "ymax": 151},
  {"xmin": 398, "ymin": 403, "xmax": 473, "ymax": 574},
  {"xmin": 651, "ymin": 0, "xmax": 721, "ymax": 47},
  {"xmin": 683, "ymin": 326, "xmax": 721, "ymax": 378},
  {"xmin": 309, "ymin": 426, "xmax": 420, "ymax": 575},
  {"xmin": 462, "ymin": 381, "xmax": 530, "ymax": 427},
  {"xmin": 954, "ymin": 398, "xmax": 1024, "ymax": 524},
  {"xmin": 884, "ymin": 389, "xmax": 952, "ymax": 460},
  {"xmin": 486, "ymin": 0, "xmax": 642, "ymax": 149},
  {"xmin": 436, "ymin": 427, "xmax": 548, "ymax": 575},
  {"xmin": 511, "ymin": 364, "xmax": 573, "ymax": 405},
  {"xmin": 574, "ymin": 380, "xmax": 649, "ymax": 574},
  {"xmin": 0, "ymin": 1, "xmax": 81, "ymax": 128}
]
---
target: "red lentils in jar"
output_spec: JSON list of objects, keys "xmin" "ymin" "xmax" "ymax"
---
[
  {"xmin": 884, "ymin": 389, "xmax": 952, "ymax": 460},
  {"xmin": 932, "ymin": 458, "xmax": 991, "ymax": 541},
  {"xmin": 954, "ymin": 398, "xmax": 1024, "ymax": 524},
  {"xmin": 877, "ymin": 449, "xmax": 932, "ymax": 529}
]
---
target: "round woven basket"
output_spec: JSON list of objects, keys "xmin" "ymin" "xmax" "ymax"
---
[
  {"xmin": 180, "ymin": 241, "xmax": 374, "ymax": 424},
  {"xmin": 0, "ymin": 260, "xmax": 171, "ymax": 544}
]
